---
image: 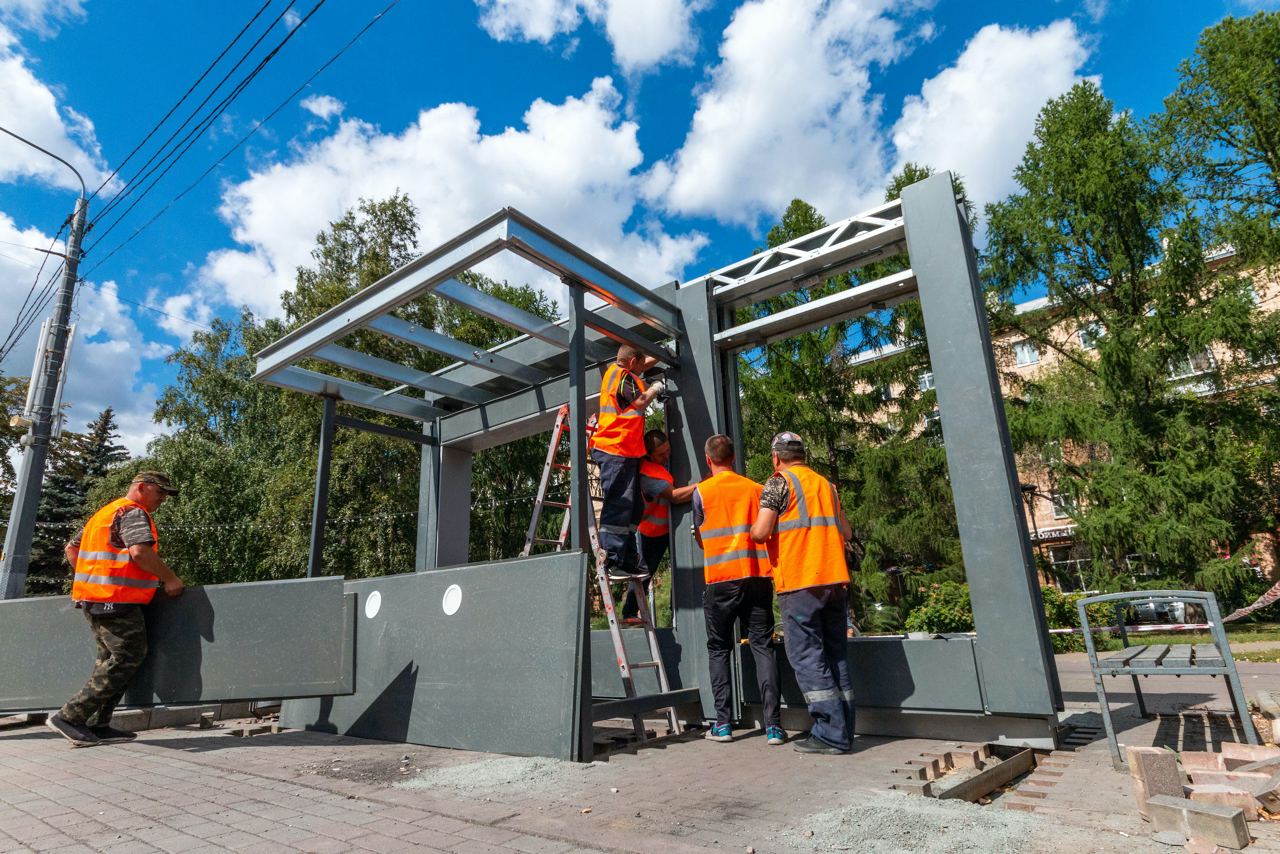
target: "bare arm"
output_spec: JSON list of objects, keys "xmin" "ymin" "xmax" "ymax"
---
[
  {"xmin": 128, "ymin": 544, "xmax": 184, "ymax": 597},
  {"xmin": 628, "ymin": 381, "xmax": 665, "ymax": 412},
  {"xmin": 751, "ymin": 508, "xmax": 779, "ymax": 543},
  {"xmin": 64, "ymin": 543, "xmax": 79, "ymax": 565},
  {"xmin": 667, "ymin": 483, "xmax": 698, "ymax": 504}
]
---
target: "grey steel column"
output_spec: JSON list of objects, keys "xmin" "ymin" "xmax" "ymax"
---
[
  {"xmin": 566, "ymin": 285, "xmax": 593, "ymax": 761},
  {"xmin": 901, "ymin": 172, "xmax": 1060, "ymax": 716},
  {"xmin": 420, "ymin": 442, "xmax": 473, "ymax": 569},
  {"xmin": 307, "ymin": 395, "xmax": 337, "ymax": 578},
  {"xmin": 415, "ymin": 420, "xmax": 437, "ymax": 572},
  {"xmin": 1, "ymin": 196, "xmax": 87, "ymax": 600}
]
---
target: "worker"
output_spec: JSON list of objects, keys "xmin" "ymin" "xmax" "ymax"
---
[
  {"xmin": 750, "ymin": 432, "xmax": 854, "ymax": 755},
  {"xmin": 46, "ymin": 472, "xmax": 184, "ymax": 747},
  {"xmin": 590, "ymin": 344, "xmax": 666, "ymax": 580},
  {"xmin": 694, "ymin": 434, "xmax": 784, "ymax": 746},
  {"xmin": 623, "ymin": 429, "xmax": 696, "ymax": 621}
]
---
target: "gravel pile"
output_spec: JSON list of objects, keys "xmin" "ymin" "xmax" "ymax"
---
[{"xmin": 395, "ymin": 755, "xmax": 599, "ymax": 795}]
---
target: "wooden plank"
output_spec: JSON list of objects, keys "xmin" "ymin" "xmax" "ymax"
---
[
  {"xmin": 936, "ymin": 749, "xmax": 1035, "ymax": 802},
  {"xmin": 1164, "ymin": 644, "xmax": 1192, "ymax": 668}
]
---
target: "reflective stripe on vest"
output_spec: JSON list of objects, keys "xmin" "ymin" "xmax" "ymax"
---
[
  {"xmin": 591, "ymin": 364, "xmax": 646, "ymax": 458},
  {"xmin": 770, "ymin": 465, "xmax": 848, "ymax": 594},
  {"xmin": 697, "ymin": 471, "xmax": 771, "ymax": 584},
  {"xmin": 71, "ymin": 497, "xmax": 160, "ymax": 605},
  {"xmin": 637, "ymin": 460, "xmax": 673, "ymax": 537}
]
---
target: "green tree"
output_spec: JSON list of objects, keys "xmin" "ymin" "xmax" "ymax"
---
[{"xmin": 985, "ymin": 81, "xmax": 1280, "ymax": 608}]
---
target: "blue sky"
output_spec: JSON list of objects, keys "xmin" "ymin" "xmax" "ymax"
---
[{"xmin": 0, "ymin": 0, "xmax": 1268, "ymax": 451}]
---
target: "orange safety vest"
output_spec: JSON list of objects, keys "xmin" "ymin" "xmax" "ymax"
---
[
  {"xmin": 638, "ymin": 460, "xmax": 673, "ymax": 537},
  {"xmin": 769, "ymin": 465, "xmax": 849, "ymax": 594},
  {"xmin": 591, "ymin": 363, "xmax": 646, "ymax": 458},
  {"xmin": 71, "ymin": 498, "xmax": 160, "ymax": 605},
  {"xmin": 697, "ymin": 470, "xmax": 772, "ymax": 585}
]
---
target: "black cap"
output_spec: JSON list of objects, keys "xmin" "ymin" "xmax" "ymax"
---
[
  {"xmin": 132, "ymin": 471, "xmax": 179, "ymax": 497},
  {"xmin": 771, "ymin": 431, "xmax": 805, "ymax": 454}
]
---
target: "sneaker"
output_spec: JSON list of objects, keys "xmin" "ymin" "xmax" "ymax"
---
[
  {"xmin": 45, "ymin": 713, "xmax": 99, "ymax": 748},
  {"xmin": 792, "ymin": 734, "xmax": 848, "ymax": 755},
  {"xmin": 705, "ymin": 723, "xmax": 733, "ymax": 742},
  {"xmin": 605, "ymin": 565, "xmax": 636, "ymax": 582},
  {"xmin": 90, "ymin": 726, "xmax": 137, "ymax": 744},
  {"xmin": 765, "ymin": 726, "xmax": 786, "ymax": 746}
]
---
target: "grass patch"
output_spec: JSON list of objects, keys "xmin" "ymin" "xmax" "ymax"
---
[
  {"xmin": 1119, "ymin": 623, "xmax": 1280, "ymax": 647},
  {"xmin": 1231, "ymin": 648, "xmax": 1280, "ymax": 664}
]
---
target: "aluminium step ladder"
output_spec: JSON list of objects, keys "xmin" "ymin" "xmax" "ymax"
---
[{"xmin": 522, "ymin": 405, "xmax": 683, "ymax": 742}]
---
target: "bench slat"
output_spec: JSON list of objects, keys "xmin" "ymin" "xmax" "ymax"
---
[
  {"xmin": 1132, "ymin": 644, "xmax": 1170, "ymax": 665},
  {"xmin": 1193, "ymin": 643, "xmax": 1224, "ymax": 665},
  {"xmin": 1164, "ymin": 644, "xmax": 1193, "ymax": 667},
  {"xmin": 1102, "ymin": 645, "xmax": 1148, "ymax": 664}
]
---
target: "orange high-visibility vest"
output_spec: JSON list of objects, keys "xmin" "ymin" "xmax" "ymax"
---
[
  {"xmin": 638, "ymin": 460, "xmax": 673, "ymax": 537},
  {"xmin": 71, "ymin": 498, "xmax": 160, "ymax": 605},
  {"xmin": 591, "ymin": 363, "xmax": 646, "ymax": 458},
  {"xmin": 697, "ymin": 470, "xmax": 772, "ymax": 585},
  {"xmin": 769, "ymin": 465, "xmax": 849, "ymax": 594}
]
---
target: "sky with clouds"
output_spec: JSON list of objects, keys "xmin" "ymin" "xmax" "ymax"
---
[{"xmin": 0, "ymin": 0, "xmax": 1266, "ymax": 453}]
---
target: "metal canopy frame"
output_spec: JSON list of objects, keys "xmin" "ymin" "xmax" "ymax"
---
[{"xmin": 253, "ymin": 174, "xmax": 1061, "ymax": 755}]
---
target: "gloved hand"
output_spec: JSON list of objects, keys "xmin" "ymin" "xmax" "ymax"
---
[{"xmin": 648, "ymin": 379, "xmax": 667, "ymax": 398}]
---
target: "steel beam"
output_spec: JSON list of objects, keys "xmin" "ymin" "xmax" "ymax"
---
[
  {"xmin": 313, "ymin": 344, "xmax": 494, "ymax": 406},
  {"xmin": 259, "ymin": 366, "xmax": 445, "ymax": 422},
  {"xmin": 504, "ymin": 210, "xmax": 680, "ymax": 337},
  {"xmin": 254, "ymin": 214, "xmax": 509, "ymax": 376},
  {"xmin": 713, "ymin": 269, "xmax": 918, "ymax": 351},
  {"xmin": 367, "ymin": 315, "xmax": 550, "ymax": 387},
  {"xmin": 335, "ymin": 414, "xmax": 437, "ymax": 446},
  {"xmin": 434, "ymin": 277, "xmax": 614, "ymax": 363},
  {"xmin": 308, "ymin": 396, "xmax": 336, "ymax": 578},
  {"xmin": 581, "ymin": 308, "xmax": 677, "ymax": 365}
]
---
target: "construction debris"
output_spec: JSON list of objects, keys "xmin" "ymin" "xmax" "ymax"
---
[
  {"xmin": 890, "ymin": 743, "xmax": 1036, "ymax": 803},
  {"xmin": 1146, "ymin": 795, "xmax": 1250, "ymax": 850}
]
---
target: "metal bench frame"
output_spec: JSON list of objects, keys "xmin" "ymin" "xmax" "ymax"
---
[{"xmin": 1078, "ymin": 589, "xmax": 1258, "ymax": 768}]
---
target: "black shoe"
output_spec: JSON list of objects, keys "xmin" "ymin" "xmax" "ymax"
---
[
  {"xmin": 792, "ymin": 735, "xmax": 848, "ymax": 755},
  {"xmin": 45, "ymin": 713, "xmax": 99, "ymax": 748},
  {"xmin": 90, "ymin": 725, "xmax": 137, "ymax": 744},
  {"xmin": 606, "ymin": 565, "xmax": 645, "ymax": 582}
]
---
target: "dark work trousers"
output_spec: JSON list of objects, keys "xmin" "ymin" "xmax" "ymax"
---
[
  {"xmin": 622, "ymin": 533, "xmax": 668, "ymax": 618},
  {"xmin": 704, "ymin": 577, "xmax": 781, "ymax": 729},
  {"xmin": 61, "ymin": 607, "xmax": 149, "ymax": 727},
  {"xmin": 778, "ymin": 584, "xmax": 853, "ymax": 750},
  {"xmin": 592, "ymin": 449, "xmax": 643, "ymax": 571}
]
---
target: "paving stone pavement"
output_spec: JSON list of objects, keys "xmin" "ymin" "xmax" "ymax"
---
[{"xmin": 0, "ymin": 713, "xmax": 1219, "ymax": 854}]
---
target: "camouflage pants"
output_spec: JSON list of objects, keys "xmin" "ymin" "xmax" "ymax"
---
[{"xmin": 60, "ymin": 607, "xmax": 148, "ymax": 727}]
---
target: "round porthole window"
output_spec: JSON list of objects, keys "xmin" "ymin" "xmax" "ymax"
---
[
  {"xmin": 442, "ymin": 584, "xmax": 462, "ymax": 616},
  {"xmin": 364, "ymin": 590, "xmax": 382, "ymax": 619}
]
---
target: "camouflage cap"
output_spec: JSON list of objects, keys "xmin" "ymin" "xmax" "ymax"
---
[
  {"xmin": 131, "ymin": 470, "xmax": 179, "ymax": 496},
  {"xmin": 771, "ymin": 431, "xmax": 805, "ymax": 454}
]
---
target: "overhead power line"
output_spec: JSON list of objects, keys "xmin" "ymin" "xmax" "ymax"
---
[
  {"xmin": 83, "ymin": 0, "xmax": 402, "ymax": 278},
  {"xmin": 86, "ymin": 0, "xmax": 277, "ymax": 203},
  {"xmin": 0, "ymin": 224, "xmax": 67, "ymax": 366}
]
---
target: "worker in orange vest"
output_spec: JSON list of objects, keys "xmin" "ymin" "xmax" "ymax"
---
[
  {"xmin": 46, "ymin": 472, "xmax": 184, "ymax": 748},
  {"xmin": 694, "ymin": 434, "xmax": 784, "ymax": 745},
  {"xmin": 590, "ymin": 344, "xmax": 666, "ymax": 580},
  {"xmin": 623, "ymin": 429, "xmax": 696, "ymax": 621},
  {"xmin": 751, "ymin": 432, "xmax": 854, "ymax": 754}
]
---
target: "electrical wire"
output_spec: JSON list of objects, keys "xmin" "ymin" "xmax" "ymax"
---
[
  {"xmin": 0, "ymin": 224, "xmax": 66, "ymax": 366},
  {"xmin": 86, "ymin": 0, "xmax": 276, "ymax": 203},
  {"xmin": 82, "ymin": 0, "xmax": 400, "ymax": 278},
  {"xmin": 86, "ymin": 0, "xmax": 316, "ymax": 239}
]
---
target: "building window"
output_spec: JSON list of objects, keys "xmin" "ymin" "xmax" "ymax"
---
[
  {"xmin": 917, "ymin": 371, "xmax": 934, "ymax": 392},
  {"xmin": 874, "ymin": 384, "xmax": 896, "ymax": 402},
  {"xmin": 1079, "ymin": 323, "xmax": 1103, "ymax": 351},
  {"xmin": 1050, "ymin": 489, "xmax": 1076, "ymax": 520},
  {"xmin": 1013, "ymin": 340, "xmax": 1040, "ymax": 366},
  {"xmin": 1167, "ymin": 350, "xmax": 1215, "ymax": 381}
]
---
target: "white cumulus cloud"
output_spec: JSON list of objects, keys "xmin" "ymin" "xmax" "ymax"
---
[
  {"xmin": 300, "ymin": 93, "xmax": 344, "ymax": 121},
  {"xmin": 645, "ymin": 0, "xmax": 924, "ymax": 228},
  {"xmin": 0, "ymin": 0, "xmax": 83, "ymax": 37},
  {"xmin": 196, "ymin": 76, "xmax": 707, "ymax": 320},
  {"xmin": 475, "ymin": 0, "xmax": 705, "ymax": 74},
  {"xmin": 890, "ymin": 20, "xmax": 1093, "ymax": 211}
]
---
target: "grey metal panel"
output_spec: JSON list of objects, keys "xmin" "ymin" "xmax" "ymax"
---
[
  {"xmin": 367, "ymin": 315, "xmax": 551, "ymax": 386},
  {"xmin": 739, "ymin": 636, "xmax": 986, "ymax": 713},
  {"xmin": 314, "ymin": 344, "xmax": 494, "ymax": 406},
  {"xmin": 901, "ymin": 172, "xmax": 1059, "ymax": 717},
  {"xmin": 281, "ymin": 553, "xmax": 589, "ymax": 761},
  {"xmin": 421, "ymin": 444, "xmax": 473, "ymax": 567},
  {"xmin": 258, "ymin": 366, "xmax": 445, "ymax": 422},
  {"xmin": 504, "ymin": 210, "xmax": 680, "ymax": 336},
  {"xmin": 713, "ymin": 269, "xmax": 918, "ymax": 351},
  {"xmin": 434, "ymin": 277, "xmax": 614, "ymax": 364},
  {"xmin": 589, "ymin": 628, "xmax": 686, "ymax": 697},
  {"xmin": 254, "ymin": 215, "xmax": 509, "ymax": 375},
  {"xmin": 0, "ymin": 577, "xmax": 352, "ymax": 713}
]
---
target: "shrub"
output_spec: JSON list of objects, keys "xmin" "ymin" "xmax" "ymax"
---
[{"xmin": 903, "ymin": 582, "xmax": 974, "ymax": 634}]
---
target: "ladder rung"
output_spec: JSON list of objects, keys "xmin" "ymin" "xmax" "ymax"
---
[
  {"xmin": 629, "ymin": 661, "xmax": 660, "ymax": 669},
  {"xmin": 534, "ymin": 537, "xmax": 563, "ymax": 544},
  {"xmin": 543, "ymin": 500, "xmax": 570, "ymax": 509},
  {"xmin": 551, "ymin": 463, "xmax": 571, "ymax": 470}
]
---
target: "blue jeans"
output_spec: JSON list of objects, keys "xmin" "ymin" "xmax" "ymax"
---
[
  {"xmin": 778, "ymin": 584, "xmax": 854, "ymax": 750},
  {"xmin": 592, "ymin": 449, "xmax": 642, "ymax": 571}
]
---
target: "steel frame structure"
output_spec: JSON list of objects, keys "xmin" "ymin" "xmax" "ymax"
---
[{"xmin": 250, "ymin": 173, "xmax": 1062, "ymax": 754}]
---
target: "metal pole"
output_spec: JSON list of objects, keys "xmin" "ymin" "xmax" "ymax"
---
[
  {"xmin": 0, "ymin": 196, "xmax": 87, "ymax": 599},
  {"xmin": 566, "ymin": 286, "xmax": 588, "ymax": 549},
  {"xmin": 307, "ymin": 395, "xmax": 337, "ymax": 578}
]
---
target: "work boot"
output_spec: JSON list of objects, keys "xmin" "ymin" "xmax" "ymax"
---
[
  {"xmin": 45, "ymin": 713, "xmax": 99, "ymax": 748},
  {"xmin": 90, "ymin": 726, "xmax": 137, "ymax": 744},
  {"xmin": 791, "ymin": 734, "xmax": 848, "ymax": 755}
]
